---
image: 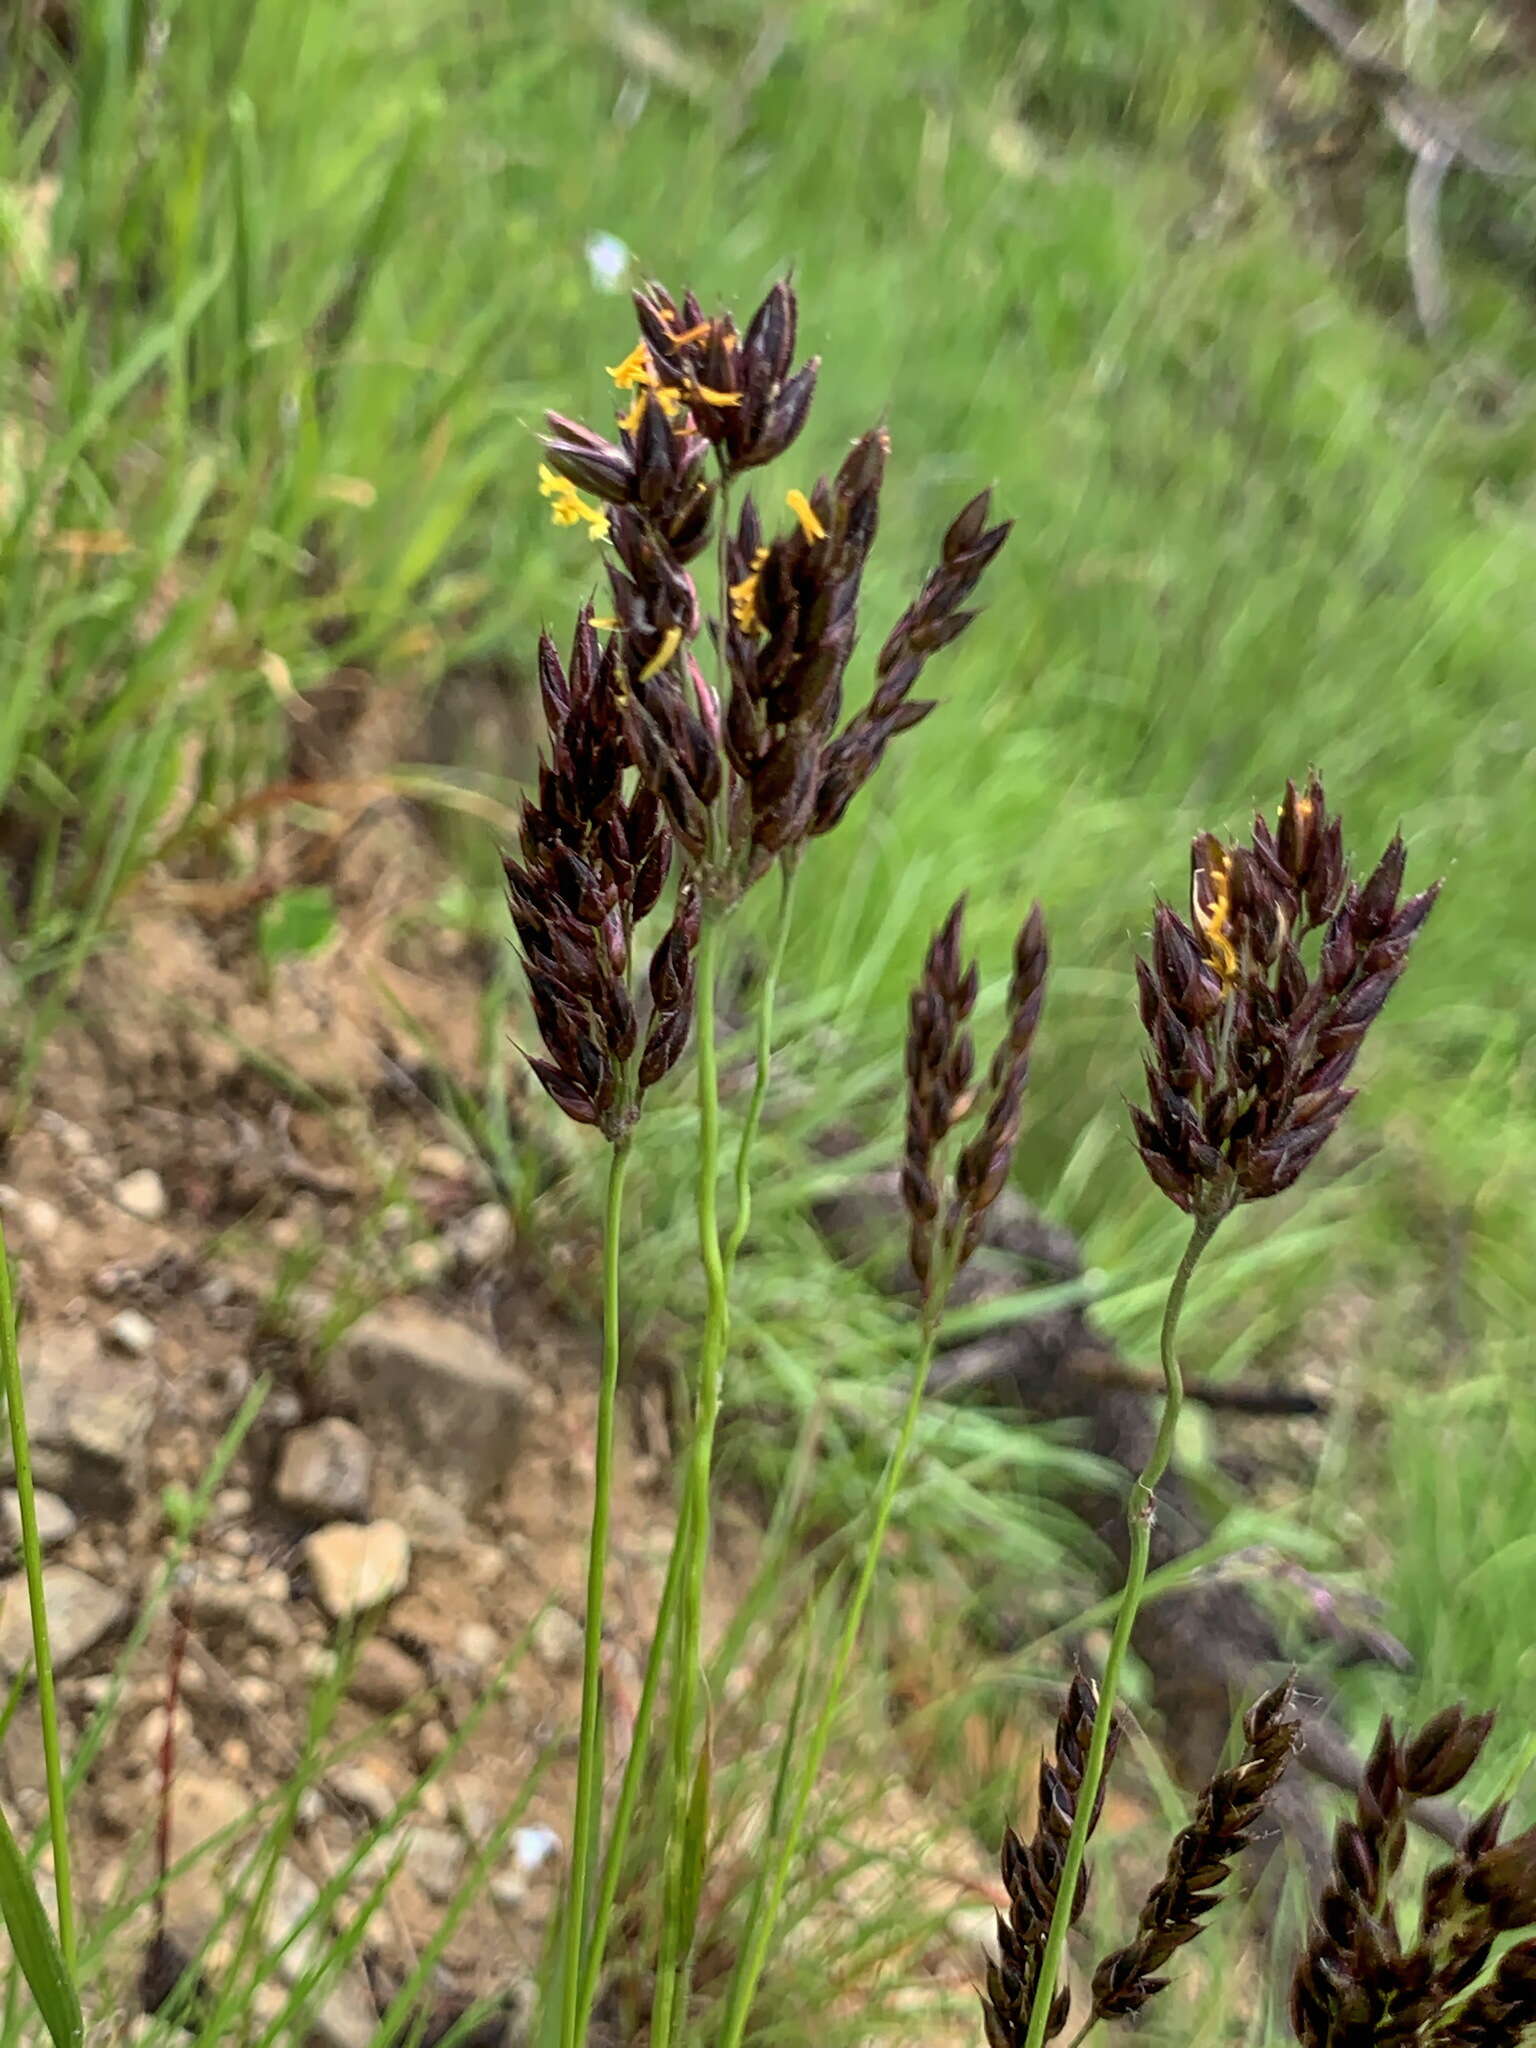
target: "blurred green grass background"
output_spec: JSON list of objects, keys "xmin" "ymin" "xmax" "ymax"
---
[{"xmin": 5, "ymin": 0, "xmax": 1536, "ymax": 1761}]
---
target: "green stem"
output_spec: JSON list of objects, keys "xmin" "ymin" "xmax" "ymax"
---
[
  {"xmin": 717, "ymin": 1289, "xmax": 950, "ymax": 2048},
  {"xmin": 573, "ymin": 1498, "xmax": 691, "ymax": 2030},
  {"xmin": 560, "ymin": 1139, "xmax": 630, "ymax": 2048},
  {"xmin": 1019, "ymin": 1211, "xmax": 1221, "ymax": 2048},
  {"xmin": 653, "ymin": 913, "xmax": 729, "ymax": 2048},
  {"xmin": 0, "ymin": 1218, "xmax": 75, "ymax": 1970},
  {"xmin": 722, "ymin": 859, "xmax": 798, "ymax": 1281}
]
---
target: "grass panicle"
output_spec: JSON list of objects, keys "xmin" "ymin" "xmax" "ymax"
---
[
  {"xmin": 983, "ymin": 1674, "xmax": 1121, "ymax": 2048},
  {"xmin": 504, "ymin": 606, "xmax": 697, "ymax": 1142},
  {"xmin": 1291, "ymin": 1707, "xmax": 1536, "ymax": 2048},
  {"xmin": 1087, "ymin": 1675, "xmax": 1301, "ymax": 2026},
  {"xmin": 539, "ymin": 276, "xmax": 1011, "ymax": 908},
  {"xmin": 1437, "ymin": 1940, "xmax": 1536, "ymax": 2048},
  {"xmin": 901, "ymin": 897, "xmax": 1048, "ymax": 1303},
  {"xmin": 1017, "ymin": 775, "xmax": 1440, "ymax": 2048},
  {"xmin": 1133, "ymin": 773, "xmax": 1441, "ymax": 1218}
]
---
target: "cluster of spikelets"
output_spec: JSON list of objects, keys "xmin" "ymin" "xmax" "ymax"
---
[
  {"xmin": 979, "ymin": 1688, "xmax": 1536, "ymax": 2048},
  {"xmin": 514, "ymin": 274, "xmax": 1010, "ymax": 1142},
  {"xmin": 1133, "ymin": 775, "xmax": 1440, "ymax": 1217}
]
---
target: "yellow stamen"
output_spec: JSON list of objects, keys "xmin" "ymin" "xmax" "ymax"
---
[
  {"xmin": 618, "ymin": 377, "xmax": 686, "ymax": 434},
  {"xmin": 606, "ymin": 342, "xmax": 652, "ymax": 390},
  {"xmin": 538, "ymin": 463, "xmax": 609, "ymax": 540},
  {"xmin": 591, "ymin": 614, "xmax": 620, "ymax": 630},
  {"xmin": 639, "ymin": 624, "xmax": 683, "ymax": 680},
  {"xmin": 730, "ymin": 546, "xmax": 770, "ymax": 633},
  {"xmin": 670, "ymin": 320, "xmax": 712, "ymax": 345},
  {"xmin": 786, "ymin": 488, "xmax": 826, "ymax": 543},
  {"xmin": 688, "ymin": 382, "xmax": 741, "ymax": 407},
  {"xmin": 1194, "ymin": 848, "xmax": 1239, "ymax": 988}
]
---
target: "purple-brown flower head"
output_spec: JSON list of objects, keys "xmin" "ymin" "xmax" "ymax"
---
[
  {"xmin": 983, "ymin": 1675, "xmax": 1121, "ymax": 2048},
  {"xmin": 505, "ymin": 609, "xmax": 699, "ymax": 1143},
  {"xmin": 1089, "ymin": 1678, "xmax": 1300, "ymax": 2024},
  {"xmin": 1133, "ymin": 775, "xmax": 1440, "ymax": 1217},
  {"xmin": 902, "ymin": 898, "xmax": 1048, "ymax": 1304},
  {"xmin": 533, "ymin": 273, "xmax": 1011, "ymax": 907},
  {"xmin": 1290, "ymin": 1703, "xmax": 1536, "ymax": 2048}
]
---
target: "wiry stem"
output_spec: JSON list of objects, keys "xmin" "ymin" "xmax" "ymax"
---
[
  {"xmin": 653, "ymin": 913, "xmax": 729, "ymax": 2048},
  {"xmin": 717, "ymin": 1280, "xmax": 952, "ymax": 2048},
  {"xmin": 0, "ymin": 1217, "xmax": 75, "ymax": 1969},
  {"xmin": 574, "ymin": 1498, "xmax": 691, "ymax": 2032},
  {"xmin": 723, "ymin": 858, "xmax": 798, "ymax": 1281},
  {"xmin": 1020, "ymin": 1211, "xmax": 1221, "ymax": 2048},
  {"xmin": 561, "ymin": 1139, "xmax": 630, "ymax": 2048}
]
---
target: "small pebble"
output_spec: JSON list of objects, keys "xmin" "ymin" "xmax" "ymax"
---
[
  {"xmin": 245, "ymin": 1601, "xmax": 299, "ymax": 1651},
  {"xmin": 43, "ymin": 1113, "xmax": 94, "ymax": 1159},
  {"xmin": 531, "ymin": 1606, "xmax": 584, "ymax": 1675},
  {"xmin": 135, "ymin": 1704, "xmax": 194, "ymax": 1758},
  {"xmin": 512, "ymin": 1824, "xmax": 562, "ymax": 1875},
  {"xmin": 347, "ymin": 1637, "xmax": 423, "ymax": 1713},
  {"xmin": 416, "ymin": 1143, "xmax": 467, "ymax": 1182},
  {"xmin": 408, "ymin": 1825, "xmax": 466, "ymax": 1902},
  {"xmin": 20, "ymin": 1196, "xmax": 61, "ymax": 1242},
  {"xmin": 393, "ymin": 1482, "xmax": 467, "ymax": 1556},
  {"xmin": 490, "ymin": 1870, "xmax": 527, "ymax": 1911},
  {"xmin": 106, "ymin": 1309, "xmax": 156, "ymax": 1357},
  {"xmin": 402, "ymin": 1240, "xmax": 448, "ymax": 1286},
  {"xmin": 1, "ymin": 1489, "xmax": 77, "ymax": 1550},
  {"xmin": 452, "ymin": 1203, "xmax": 512, "ymax": 1268},
  {"xmin": 304, "ymin": 1520, "xmax": 411, "ymax": 1622},
  {"xmin": 414, "ymin": 1721, "xmax": 451, "ymax": 1767},
  {"xmin": 275, "ymin": 1416, "xmax": 374, "ymax": 1523},
  {"xmin": 456, "ymin": 1622, "xmax": 499, "ymax": 1674},
  {"xmin": 331, "ymin": 1764, "xmax": 399, "ymax": 1825},
  {"xmin": 113, "ymin": 1169, "xmax": 167, "ymax": 1223}
]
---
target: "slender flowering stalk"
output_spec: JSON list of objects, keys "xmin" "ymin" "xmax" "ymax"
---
[
  {"xmin": 718, "ymin": 898, "xmax": 1047, "ymax": 2048},
  {"xmin": 1020, "ymin": 776, "xmax": 1439, "ymax": 2048},
  {"xmin": 565, "ymin": 1140, "xmax": 630, "ymax": 2027},
  {"xmin": 724, "ymin": 858, "xmax": 800, "ymax": 1279},
  {"xmin": 1020, "ymin": 1211, "xmax": 1218, "ymax": 2048},
  {"xmin": 0, "ymin": 1216, "xmax": 75, "ymax": 1973},
  {"xmin": 502, "ymin": 611, "xmax": 699, "ymax": 2048},
  {"xmin": 653, "ymin": 915, "xmax": 729, "ymax": 2048}
]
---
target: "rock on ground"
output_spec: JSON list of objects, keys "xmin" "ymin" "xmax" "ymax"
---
[
  {"xmin": 0, "ymin": 1565, "xmax": 129, "ymax": 1676},
  {"xmin": 326, "ymin": 1305, "xmax": 531, "ymax": 1510},
  {"xmin": 392, "ymin": 1480, "xmax": 468, "ymax": 1555},
  {"xmin": 407, "ymin": 1824, "xmax": 467, "ymax": 1902},
  {"xmin": 1, "ymin": 1489, "xmax": 77, "ymax": 1550},
  {"xmin": 2, "ymin": 1323, "xmax": 155, "ymax": 1514},
  {"xmin": 305, "ymin": 1521, "xmax": 411, "ymax": 1622},
  {"xmin": 113, "ymin": 1168, "xmax": 167, "ymax": 1222},
  {"xmin": 530, "ymin": 1605, "xmax": 583, "ymax": 1675},
  {"xmin": 162, "ymin": 1774, "xmax": 377, "ymax": 2048},
  {"xmin": 274, "ymin": 1417, "xmax": 374, "ymax": 1522},
  {"xmin": 347, "ymin": 1636, "xmax": 427, "ymax": 1712}
]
